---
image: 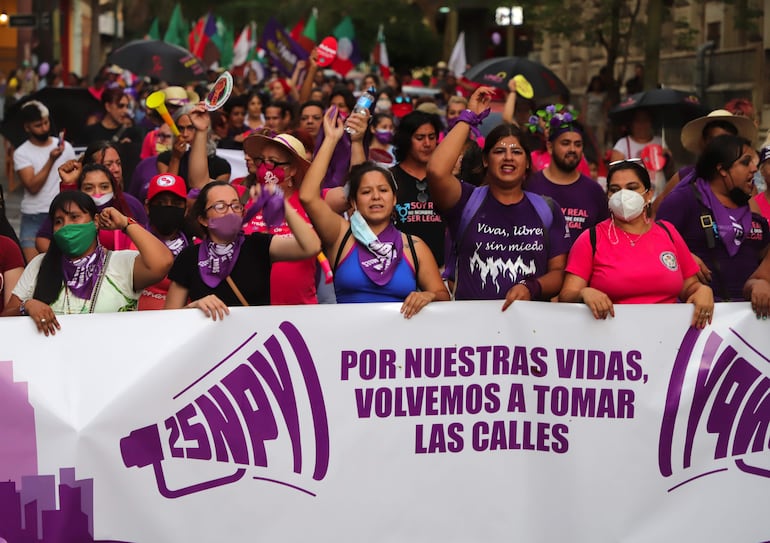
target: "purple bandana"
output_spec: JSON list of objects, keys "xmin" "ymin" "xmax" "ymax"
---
[
  {"xmin": 197, "ymin": 233, "xmax": 245, "ymax": 287},
  {"xmin": 61, "ymin": 245, "xmax": 106, "ymax": 299},
  {"xmin": 243, "ymin": 185, "xmax": 285, "ymax": 228},
  {"xmin": 448, "ymin": 108, "xmax": 491, "ymax": 139},
  {"xmin": 353, "ymin": 222, "xmax": 404, "ymax": 286},
  {"xmin": 696, "ymin": 177, "xmax": 752, "ymax": 257},
  {"xmin": 164, "ymin": 233, "xmax": 189, "ymax": 257}
]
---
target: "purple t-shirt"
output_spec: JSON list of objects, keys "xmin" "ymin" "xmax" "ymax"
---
[
  {"xmin": 656, "ymin": 181, "xmax": 769, "ymax": 301},
  {"xmin": 444, "ymin": 182, "xmax": 571, "ymax": 300},
  {"xmin": 525, "ymin": 171, "xmax": 609, "ymax": 246}
]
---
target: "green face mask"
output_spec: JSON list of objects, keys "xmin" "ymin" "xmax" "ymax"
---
[{"xmin": 53, "ymin": 221, "xmax": 98, "ymax": 257}]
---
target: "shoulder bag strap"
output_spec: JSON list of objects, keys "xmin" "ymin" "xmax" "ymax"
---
[{"xmin": 225, "ymin": 275, "xmax": 250, "ymax": 307}]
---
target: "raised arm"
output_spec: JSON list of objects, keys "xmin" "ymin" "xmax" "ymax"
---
[
  {"xmin": 427, "ymin": 85, "xmax": 495, "ymax": 212},
  {"xmin": 347, "ymin": 112, "xmax": 369, "ymax": 167},
  {"xmin": 268, "ymin": 200, "xmax": 321, "ymax": 261},
  {"xmin": 298, "ymin": 50, "xmax": 319, "ymax": 104},
  {"xmin": 502, "ymin": 77, "xmax": 518, "ymax": 125},
  {"xmin": 187, "ymin": 102, "xmax": 212, "ymax": 189},
  {"xmin": 298, "ymin": 107, "xmax": 350, "ymax": 250},
  {"xmin": 97, "ymin": 207, "xmax": 174, "ymax": 291}
]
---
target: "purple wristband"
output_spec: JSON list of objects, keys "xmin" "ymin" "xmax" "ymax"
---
[
  {"xmin": 519, "ymin": 278, "xmax": 542, "ymax": 300},
  {"xmin": 449, "ymin": 108, "xmax": 491, "ymax": 138}
]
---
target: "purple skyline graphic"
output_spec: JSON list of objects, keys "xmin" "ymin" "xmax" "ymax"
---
[{"xmin": 0, "ymin": 361, "xmax": 132, "ymax": 543}]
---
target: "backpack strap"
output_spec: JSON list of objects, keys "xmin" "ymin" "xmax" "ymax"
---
[
  {"xmin": 447, "ymin": 185, "xmax": 489, "ymax": 296},
  {"xmin": 524, "ymin": 191, "xmax": 554, "ymax": 231},
  {"xmin": 590, "ymin": 226, "xmax": 597, "ymax": 257},
  {"xmin": 655, "ymin": 219, "xmax": 674, "ymax": 243},
  {"xmin": 687, "ymin": 183, "xmax": 730, "ymax": 300},
  {"xmin": 333, "ymin": 227, "xmax": 353, "ymax": 273}
]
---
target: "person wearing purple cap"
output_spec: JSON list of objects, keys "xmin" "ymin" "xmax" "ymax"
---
[
  {"xmin": 525, "ymin": 109, "xmax": 608, "ymax": 246},
  {"xmin": 656, "ymin": 134, "xmax": 770, "ymax": 313},
  {"xmin": 427, "ymin": 86, "xmax": 570, "ymax": 309}
]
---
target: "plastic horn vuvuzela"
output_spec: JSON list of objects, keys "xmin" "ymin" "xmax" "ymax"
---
[{"xmin": 146, "ymin": 91, "xmax": 180, "ymax": 136}]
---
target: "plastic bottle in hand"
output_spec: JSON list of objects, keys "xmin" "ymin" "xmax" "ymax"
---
[{"xmin": 344, "ymin": 87, "xmax": 376, "ymax": 134}]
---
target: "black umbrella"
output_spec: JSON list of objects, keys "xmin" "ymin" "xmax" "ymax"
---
[
  {"xmin": 0, "ymin": 87, "xmax": 103, "ymax": 148},
  {"xmin": 464, "ymin": 56, "xmax": 570, "ymax": 102},
  {"xmin": 107, "ymin": 40, "xmax": 206, "ymax": 85},
  {"xmin": 609, "ymin": 88, "xmax": 707, "ymax": 126}
]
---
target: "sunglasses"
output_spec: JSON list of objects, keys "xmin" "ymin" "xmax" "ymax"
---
[
  {"xmin": 609, "ymin": 157, "xmax": 644, "ymax": 168},
  {"xmin": 394, "ymin": 96, "xmax": 412, "ymax": 104}
]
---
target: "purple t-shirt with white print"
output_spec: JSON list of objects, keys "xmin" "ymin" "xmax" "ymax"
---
[{"xmin": 443, "ymin": 181, "xmax": 571, "ymax": 300}]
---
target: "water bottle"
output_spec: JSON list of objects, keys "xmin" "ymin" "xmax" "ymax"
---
[{"xmin": 345, "ymin": 87, "xmax": 376, "ymax": 134}]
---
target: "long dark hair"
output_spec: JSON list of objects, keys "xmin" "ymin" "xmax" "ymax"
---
[
  {"xmin": 33, "ymin": 192, "xmax": 98, "ymax": 304},
  {"xmin": 696, "ymin": 134, "xmax": 752, "ymax": 181}
]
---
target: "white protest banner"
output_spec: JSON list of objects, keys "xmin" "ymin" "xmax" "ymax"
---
[{"xmin": 0, "ymin": 301, "xmax": 768, "ymax": 542}]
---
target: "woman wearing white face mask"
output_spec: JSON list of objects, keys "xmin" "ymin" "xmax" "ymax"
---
[{"xmin": 559, "ymin": 159, "xmax": 714, "ymax": 328}]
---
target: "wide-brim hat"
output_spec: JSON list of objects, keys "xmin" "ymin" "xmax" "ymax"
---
[
  {"xmin": 163, "ymin": 86, "xmax": 199, "ymax": 107},
  {"xmin": 243, "ymin": 133, "xmax": 311, "ymax": 174},
  {"xmin": 681, "ymin": 109, "xmax": 757, "ymax": 153}
]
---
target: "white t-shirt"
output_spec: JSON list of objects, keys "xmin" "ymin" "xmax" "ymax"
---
[
  {"xmin": 13, "ymin": 137, "xmax": 76, "ymax": 214},
  {"xmin": 13, "ymin": 250, "xmax": 140, "ymax": 314},
  {"xmin": 612, "ymin": 135, "xmax": 666, "ymax": 194}
]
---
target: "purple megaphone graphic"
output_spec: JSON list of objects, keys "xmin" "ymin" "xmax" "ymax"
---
[
  {"xmin": 120, "ymin": 321, "xmax": 329, "ymax": 499},
  {"xmin": 120, "ymin": 425, "xmax": 246, "ymax": 498}
]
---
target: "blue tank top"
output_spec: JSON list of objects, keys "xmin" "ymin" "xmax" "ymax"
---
[{"xmin": 334, "ymin": 244, "xmax": 417, "ymax": 303}]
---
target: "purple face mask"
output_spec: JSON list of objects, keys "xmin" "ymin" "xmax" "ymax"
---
[
  {"xmin": 374, "ymin": 129, "xmax": 393, "ymax": 144},
  {"xmin": 207, "ymin": 212, "xmax": 242, "ymax": 242}
]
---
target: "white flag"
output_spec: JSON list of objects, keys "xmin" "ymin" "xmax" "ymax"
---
[
  {"xmin": 233, "ymin": 25, "xmax": 251, "ymax": 66},
  {"xmin": 448, "ymin": 32, "xmax": 467, "ymax": 77}
]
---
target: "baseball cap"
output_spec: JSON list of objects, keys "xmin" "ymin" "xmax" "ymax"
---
[{"xmin": 147, "ymin": 173, "xmax": 187, "ymax": 201}]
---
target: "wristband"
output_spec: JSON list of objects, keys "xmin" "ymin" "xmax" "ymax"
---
[
  {"xmin": 122, "ymin": 217, "xmax": 138, "ymax": 233},
  {"xmin": 19, "ymin": 299, "xmax": 27, "ymax": 316},
  {"xmin": 448, "ymin": 108, "xmax": 491, "ymax": 138},
  {"xmin": 519, "ymin": 278, "xmax": 542, "ymax": 300}
]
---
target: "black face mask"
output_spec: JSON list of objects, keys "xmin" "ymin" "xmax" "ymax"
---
[
  {"xmin": 728, "ymin": 187, "xmax": 752, "ymax": 207},
  {"xmin": 149, "ymin": 205, "xmax": 186, "ymax": 236}
]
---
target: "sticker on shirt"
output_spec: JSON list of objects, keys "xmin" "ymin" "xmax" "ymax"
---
[{"xmin": 659, "ymin": 251, "xmax": 679, "ymax": 271}]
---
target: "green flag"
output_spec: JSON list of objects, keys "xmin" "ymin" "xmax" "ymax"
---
[
  {"xmin": 146, "ymin": 17, "xmax": 160, "ymax": 40},
  {"xmin": 163, "ymin": 4, "xmax": 187, "ymax": 48},
  {"xmin": 302, "ymin": 7, "xmax": 318, "ymax": 43},
  {"xmin": 213, "ymin": 18, "xmax": 235, "ymax": 68}
]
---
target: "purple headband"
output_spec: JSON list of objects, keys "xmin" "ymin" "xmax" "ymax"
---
[{"xmin": 548, "ymin": 123, "xmax": 583, "ymax": 142}]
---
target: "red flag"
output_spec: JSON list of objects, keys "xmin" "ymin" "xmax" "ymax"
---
[
  {"xmin": 189, "ymin": 13, "xmax": 217, "ymax": 59},
  {"xmin": 289, "ymin": 18, "xmax": 315, "ymax": 53}
]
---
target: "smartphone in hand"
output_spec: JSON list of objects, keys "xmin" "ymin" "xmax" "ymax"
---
[{"xmin": 58, "ymin": 130, "xmax": 65, "ymax": 149}]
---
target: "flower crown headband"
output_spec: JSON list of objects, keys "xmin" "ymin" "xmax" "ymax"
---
[{"xmin": 528, "ymin": 104, "xmax": 581, "ymax": 140}]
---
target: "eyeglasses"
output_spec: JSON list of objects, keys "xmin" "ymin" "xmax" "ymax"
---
[
  {"xmin": 115, "ymin": 102, "xmax": 129, "ymax": 109},
  {"xmin": 156, "ymin": 133, "xmax": 173, "ymax": 141},
  {"xmin": 609, "ymin": 158, "xmax": 644, "ymax": 168},
  {"xmin": 206, "ymin": 202, "xmax": 245, "ymax": 214},
  {"xmin": 254, "ymin": 157, "xmax": 290, "ymax": 170},
  {"xmin": 177, "ymin": 125, "xmax": 196, "ymax": 132}
]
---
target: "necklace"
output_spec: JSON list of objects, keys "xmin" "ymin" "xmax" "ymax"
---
[{"xmin": 619, "ymin": 227, "xmax": 647, "ymax": 246}]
